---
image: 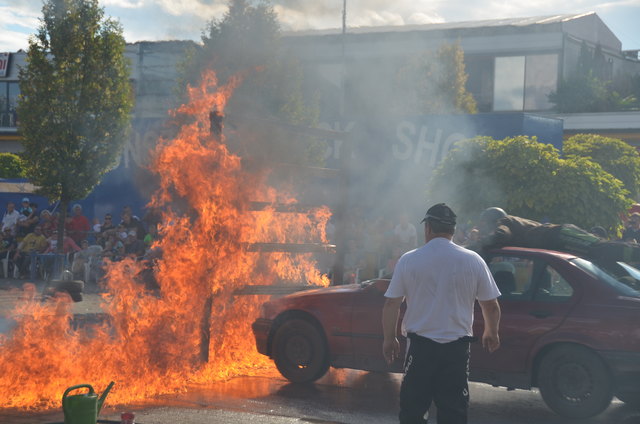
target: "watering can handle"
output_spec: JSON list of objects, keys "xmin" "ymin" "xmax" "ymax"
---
[
  {"xmin": 62, "ymin": 384, "xmax": 95, "ymax": 417},
  {"xmin": 63, "ymin": 384, "xmax": 96, "ymax": 399}
]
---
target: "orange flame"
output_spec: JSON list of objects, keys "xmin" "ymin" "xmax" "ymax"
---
[{"xmin": 0, "ymin": 69, "xmax": 330, "ymax": 409}]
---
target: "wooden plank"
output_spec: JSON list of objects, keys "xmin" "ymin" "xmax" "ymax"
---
[
  {"xmin": 233, "ymin": 285, "xmax": 322, "ymax": 295},
  {"xmin": 249, "ymin": 202, "xmax": 328, "ymax": 213},
  {"xmin": 246, "ymin": 242, "xmax": 336, "ymax": 253}
]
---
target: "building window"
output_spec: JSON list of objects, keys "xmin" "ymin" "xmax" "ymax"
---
[
  {"xmin": 465, "ymin": 55, "xmax": 494, "ymax": 113},
  {"xmin": 493, "ymin": 54, "xmax": 559, "ymax": 112},
  {"xmin": 524, "ymin": 54, "xmax": 558, "ymax": 110},
  {"xmin": 493, "ymin": 56, "xmax": 525, "ymax": 111},
  {"xmin": 0, "ymin": 81, "xmax": 19, "ymax": 128}
]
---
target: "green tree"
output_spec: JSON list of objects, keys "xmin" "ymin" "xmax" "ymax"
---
[
  {"xmin": 17, "ymin": 0, "xmax": 132, "ymax": 251},
  {"xmin": 394, "ymin": 42, "xmax": 477, "ymax": 115},
  {"xmin": 0, "ymin": 153, "xmax": 25, "ymax": 178},
  {"xmin": 549, "ymin": 42, "xmax": 637, "ymax": 112},
  {"xmin": 428, "ymin": 136, "xmax": 630, "ymax": 232},
  {"xmin": 564, "ymin": 134, "xmax": 640, "ymax": 199},
  {"xmin": 179, "ymin": 0, "xmax": 321, "ymax": 166}
]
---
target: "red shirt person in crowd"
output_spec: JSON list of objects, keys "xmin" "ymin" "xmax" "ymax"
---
[{"xmin": 65, "ymin": 204, "xmax": 90, "ymax": 245}]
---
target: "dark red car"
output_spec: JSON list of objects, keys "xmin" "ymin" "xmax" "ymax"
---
[{"xmin": 252, "ymin": 247, "xmax": 640, "ymax": 418}]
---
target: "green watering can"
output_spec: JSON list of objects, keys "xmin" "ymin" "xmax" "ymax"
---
[{"xmin": 62, "ymin": 382, "xmax": 115, "ymax": 424}]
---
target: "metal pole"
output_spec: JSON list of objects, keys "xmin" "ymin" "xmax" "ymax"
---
[
  {"xmin": 340, "ymin": 0, "xmax": 346, "ymax": 117},
  {"xmin": 332, "ymin": 0, "xmax": 349, "ymax": 285}
]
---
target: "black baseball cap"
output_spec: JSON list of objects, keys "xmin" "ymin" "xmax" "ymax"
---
[{"xmin": 421, "ymin": 203, "xmax": 457, "ymax": 225}]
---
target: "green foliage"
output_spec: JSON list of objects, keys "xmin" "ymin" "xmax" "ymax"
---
[
  {"xmin": 611, "ymin": 72, "xmax": 640, "ymax": 110},
  {"xmin": 428, "ymin": 136, "xmax": 631, "ymax": 232},
  {"xmin": 17, "ymin": 0, "xmax": 132, "ymax": 203},
  {"xmin": 179, "ymin": 0, "xmax": 322, "ymax": 166},
  {"xmin": 0, "ymin": 153, "xmax": 26, "ymax": 178},
  {"xmin": 564, "ymin": 134, "xmax": 640, "ymax": 199},
  {"xmin": 549, "ymin": 42, "xmax": 637, "ymax": 112},
  {"xmin": 548, "ymin": 73, "xmax": 635, "ymax": 112},
  {"xmin": 199, "ymin": 0, "xmax": 279, "ymax": 82},
  {"xmin": 394, "ymin": 42, "xmax": 477, "ymax": 115}
]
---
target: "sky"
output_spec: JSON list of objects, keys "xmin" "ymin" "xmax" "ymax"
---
[{"xmin": 1, "ymin": 0, "xmax": 640, "ymax": 52}]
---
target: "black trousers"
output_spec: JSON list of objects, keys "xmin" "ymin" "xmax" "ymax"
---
[{"xmin": 399, "ymin": 333, "xmax": 471, "ymax": 424}]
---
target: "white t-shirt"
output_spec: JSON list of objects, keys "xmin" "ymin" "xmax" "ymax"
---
[
  {"xmin": 385, "ymin": 237, "xmax": 500, "ymax": 343},
  {"xmin": 2, "ymin": 210, "xmax": 21, "ymax": 234}
]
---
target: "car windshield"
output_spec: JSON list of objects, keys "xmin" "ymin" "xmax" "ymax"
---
[{"xmin": 571, "ymin": 258, "xmax": 640, "ymax": 298}]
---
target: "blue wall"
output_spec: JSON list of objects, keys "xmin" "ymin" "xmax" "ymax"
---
[{"xmin": 0, "ymin": 113, "xmax": 563, "ymax": 223}]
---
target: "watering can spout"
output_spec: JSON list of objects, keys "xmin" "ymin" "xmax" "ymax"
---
[{"xmin": 97, "ymin": 381, "xmax": 115, "ymax": 413}]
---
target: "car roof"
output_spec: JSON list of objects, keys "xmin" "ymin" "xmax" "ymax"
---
[{"xmin": 489, "ymin": 246, "xmax": 580, "ymax": 261}]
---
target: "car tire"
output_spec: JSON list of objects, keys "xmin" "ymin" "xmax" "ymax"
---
[
  {"xmin": 616, "ymin": 391, "xmax": 640, "ymax": 408},
  {"xmin": 54, "ymin": 280, "xmax": 84, "ymax": 293},
  {"xmin": 538, "ymin": 345, "xmax": 613, "ymax": 419},
  {"xmin": 272, "ymin": 318, "xmax": 329, "ymax": 383}
]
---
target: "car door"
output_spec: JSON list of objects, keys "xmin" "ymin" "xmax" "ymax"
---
[
  {"xmin": 471, "ymin": 253, "xmax": 578, "ymax": 380},
  {"xmin": 350, "ymin": 280, "xmax": 406, "ymax": 373}
]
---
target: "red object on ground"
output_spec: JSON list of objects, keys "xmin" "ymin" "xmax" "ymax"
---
[{"xmin": 120, "ymin": 412, "xmax": 135, "ymax": 424}]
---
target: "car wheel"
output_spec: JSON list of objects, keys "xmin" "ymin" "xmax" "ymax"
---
[
  {"xmin": 537, "ymin": 345, "xmax": 613, "ymax": 419},
  {"xmin": 272, "ymin": 318, "xmax": 329, "ymax": 383},
  {"xmin": 617, "ymin": 391, "xmax": 640, "ymax": 408}
]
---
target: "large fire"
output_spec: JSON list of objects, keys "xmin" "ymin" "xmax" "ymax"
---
[{"xmin": 0, "ymin": 69, "xmax": 331, "ymax": 409}]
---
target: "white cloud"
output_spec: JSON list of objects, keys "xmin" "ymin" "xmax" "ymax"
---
[
  {"xmin": 0, "ymin": 0, "xmax": 638, "ymax": 49},
  {"xmin": 0, "ymin": 30, "xmax": 31, "ymax": 52},
  {"xmin": 407, "ymin": 12, "xmax": 445, "ymax": 25},
  {"xmin": 103, "ymin": 0, "xmax": 146, "ymax": 9},
  {"xmin": 0, "ymin": 5, "xmax": 40, "ymax": 51}
]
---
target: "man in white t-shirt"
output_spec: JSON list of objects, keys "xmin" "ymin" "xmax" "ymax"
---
[
  {"xmin": 1, "ymin": 201, "xmax": 22, "ymax": 236},
  {"xmin": 382, "ymin": 203, "xmax": 501, "ymax": 424}
]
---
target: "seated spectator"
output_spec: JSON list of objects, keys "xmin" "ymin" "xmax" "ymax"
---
[
  {"xmin": 65, "ymin": 204, "xmax": 90, "ymax": 245},
  {"xmin": 95, "ymin": 213, "xmax": 116, "ymax": 247},
  {"xmin": 39, "ymin": 209, "xmax": 57, "ymax": 238},
  {"xmin": 13, "ymin": 226, "xmax": 48, "ymax": 279},
  {"xmin": 44, "ymin": 231, "xmax": 81, "ymax": 254},
  {"xmin": 121, "ymin": 211, "xmax": 146, "ymax": 241},
  {"xmin": 40, "ymin": 231, "xmax": 82, "ymax": 279},
  {"xmin": 143, "ymin": 224, "xmax": 157, "ymax": 248},
  {"xmin": 101, "ymin": 232, "xmax": 125, "ymax": 262},
  {"xmin": 2, "ymin": 201, "xmax": 21, "ymax": 236},
  {"xmin": 16, "ymin": 202, "xmax": 39, "ymax": 239},
  {"xmin": 115, "ymin": 224, "xmax": 128, "ymax": 244},
  {"xmin": 124, "ymin": 230, "xmax": 146, "ymax": 258},
  {"xmin": 18, "ymin": 197, "xmax": 32, "ymax": 217},
  {"xmin": 71, "ymin": 240, "xmax": 103, "ymax": 283},
  {"xmin": 0, "ymin": 227, "xmax": 17, "ymax": 276},
  {"xmin": 0, "ymin": 227, "xmax": 16, "ymax": 254}
]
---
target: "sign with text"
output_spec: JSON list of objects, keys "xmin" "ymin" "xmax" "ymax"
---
[
  {"xmin": 318, "ymin": 113, "xmax": 563, "ymax": 217},
  {"xmin": 0, "ymin": 53, "xmax": 10, "ymax": 77}
]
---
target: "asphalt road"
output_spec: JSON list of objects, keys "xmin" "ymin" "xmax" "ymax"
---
[
  {"xmin": 2, "ymin": 370, "xmax": 640, "ymax": 424},
  {"xmin": 2, "ymin": 280, "xmax": 640, "ymax": 423}
]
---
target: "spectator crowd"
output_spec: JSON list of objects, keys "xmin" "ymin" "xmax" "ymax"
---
[
  {"xmin": 0, "ymin": 199, "xmax": 159, "ymax": 284},
  {"xmin": 5, "ymin": 198, "xmax": 640, "ymax": 287}
]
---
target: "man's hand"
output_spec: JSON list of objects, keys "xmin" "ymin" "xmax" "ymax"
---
[
  {"xmin": 482, "ymin": 330, "xmax": 500, "ymax": 353},
  {"xmin": 382, "ymin": 296, "xmax": 403, "ymax": 364},
  {"xmin": 478, "ymin": 298, "xmax": 501, "ymax": 353},
  {"xmin": 383, "ymin": 337, "xmax": 400, "ymax": 364}
]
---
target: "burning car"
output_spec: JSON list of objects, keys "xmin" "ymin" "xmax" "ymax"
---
[{"xmin": 252, "ymin": 246, "xmax": 640, "ymax": 419}]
